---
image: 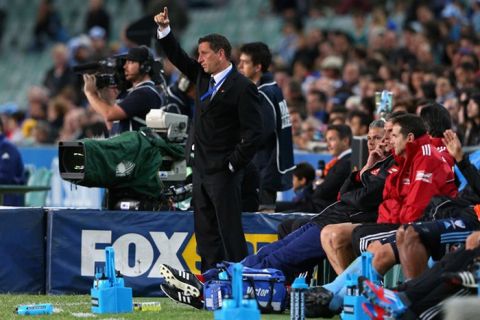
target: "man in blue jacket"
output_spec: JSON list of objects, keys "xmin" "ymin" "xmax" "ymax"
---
[
  {"xmin": 0, "ymin": 118, "xmax": 25, "ymax": 206},
  {"xmin": 238, "ymin": 42, "xmax": 295, "ymax": 211}
]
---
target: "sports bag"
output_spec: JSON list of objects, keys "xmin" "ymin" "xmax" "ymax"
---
[{"xmin": 203, "ymin": 262, "xmax": 287, "ymax": 313}]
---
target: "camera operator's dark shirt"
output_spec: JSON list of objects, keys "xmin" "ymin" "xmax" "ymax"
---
[{"xmin": 115, "ymin": 80, "xmax": 163, "ymax": 133}]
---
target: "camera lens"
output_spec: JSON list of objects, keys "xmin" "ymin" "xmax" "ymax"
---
[
  {"xmin": 63, "ymin": 151, "xmax": 85, "ymax": 173},
  {"xmin": 60, "ymin": 145, "xmax": 85, "ymax": 174}
]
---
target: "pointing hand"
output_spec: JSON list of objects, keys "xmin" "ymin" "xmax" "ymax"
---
[{"xmin": 154, "ymin": 7, "xmax": 170, "ymax": 29}]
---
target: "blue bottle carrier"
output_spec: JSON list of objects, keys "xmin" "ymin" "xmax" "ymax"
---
[
  {"xmin": 90, "ymin": 246, "xmax": 133, "ymax": 314},
  {"xmin": 342, "ymin": 252, "xmax": 381, "ymax": 320}
]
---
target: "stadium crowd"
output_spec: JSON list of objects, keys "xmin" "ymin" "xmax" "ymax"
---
[
  {"xmin": 4, "ymin": 0, "xmax": 480, "ymax": 318},
  {"xmin": 2, "ymin": 1, "xmax": 480, "ymax": 150}
]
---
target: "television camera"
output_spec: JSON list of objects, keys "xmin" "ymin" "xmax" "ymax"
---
[
  {"xmin": 72, "ymin": 55, "xmax": 167, "ymax": 92},
  {"xmin": 58, "ymin": 110, "xmax": 191, "ymax": 211}
]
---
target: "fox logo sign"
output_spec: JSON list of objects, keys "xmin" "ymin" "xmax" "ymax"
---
[
  {"xmin": 80, "ymin": 230, "xmax": 189, "ymax": 277},
  {"xmin": 80, "ymin": 230, "xmax": 279, "ymax": 278}
]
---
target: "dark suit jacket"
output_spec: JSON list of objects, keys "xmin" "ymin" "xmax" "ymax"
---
[
  {"xmin": 312, "ymin": 153, "xmax": 352, "ymax": 212},
  {"xmin": 159, "ymin": 32, "xmax": 263, "ymax": 175}
]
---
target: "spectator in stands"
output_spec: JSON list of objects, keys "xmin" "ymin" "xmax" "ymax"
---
[
  {"xmin": 31, "ymin": 0, "xmax": 68, "ymax": 51},
  {"xmin": 444, "ymin": 96, "xmax": 464, "ymax": 137},
  {"xmin": 32, "ymin": 120, "xmax": 55, "ymax": 145},
  {"xmin": 0, "ymin": 118, "xmax": 25, "ymax": 206},
  {"xmin": 454, "ymin": 62, "xmax": 476, "ymax": 91},
  {"xmin": 328, "ymin": 105, "xmax": 348, "ymax": 125},
  {"xmin": 83, "ymin": 46, "xmax": 163, "ymax": 133},
  {"xmin": 88, "ymin": 26, "xmax": 110, "ymax": 61},
  {"xmin": 320, "ymin": 55, "xmax": 343, "ymax": 84},
  {"xmin": 463, "ymin": 93, "xmax": 480, "ymax": 146},
  {"xmin": 58, "ymin": 108, "xmax": 88, "ymax": 142},
  {"xmin": 472, "ymin": 0, "xmax": 480, "ymax": 33},
  {"xmin": 47, "ymin": 96, "xmax": 72, "ymax": 137},
  {"xmin": 305, "ymin": 89, "xmax": 328, "ymax": 124},
  {"xmin": 341, "ymin": 61, "xmax": 360, "ymax": 94},
  {"xmin": 435, "ymin": 76, "xmax": 455, "ymax": 105},
  {"xmin": 238, "ymin": 42, "xmax": 295, "ymax": 211},
  {"xmin": 68, "ymin": 35, "xmax": 92, "ymax": 67},
  {"xmin": 289, "ymin": 108, "xmax": 304, "ymax": 149},
  {"xmin": 346, "ymin": 110, "xmax": 370, "ymax": 136},
  {"xmin": 84, "ymin": 0, "xmax": 111, "ymax": 40},
  {"xmin": 20, "ymin": 119, "xmax": 37, "ymax": 146},
  {"xmin": 276, "ymin": 17, "xmax": 302, "ymax": 66},
  {"xmin": 284, "ymin": 78, "xmax": 305, "ymax": 106},
  {"xmin": 350, "ymin": 10, "xmax": 368, "ymax": 47},
  {"xmin": 1, "ymin": 109, "xmax": 24, "ymax": 145},
  {"xmin": 26, "ymin": 86, "xmax": 49, "ymax": 121},
  {"xmin": 297, "ymin": 116, "xmax": 323, "ymax": 152},
  {"xmin": 81, "ymin": 120, "xmax": 109, "ymax": 138},
  {"xmin": 43, "ymin": 44, "xmax": 77, "ymax": 99}
]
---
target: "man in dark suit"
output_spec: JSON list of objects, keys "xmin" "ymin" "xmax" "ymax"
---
[
  {"xmin": 312, "ymin": 124, "xmax": 352, "ymax": 211},
  {"xmin": 277, "ymin": 124, "xmax": 352, "ymax": 238},
  {"xmin": 155, "ymin": 8, "xmax": 263, "ymax": 271}
]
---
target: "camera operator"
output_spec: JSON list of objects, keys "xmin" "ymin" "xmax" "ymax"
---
[
  {"xmin": 160, "ymin": 73, "xmax": 195, "ymax": 119},
  {"xmin": 83, "ymin": 46, "xmax": 163, "ymax": 133}
]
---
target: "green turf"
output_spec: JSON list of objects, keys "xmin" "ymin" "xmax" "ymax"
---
[{"xmin": 0, "ymin": 294, "xmax": 339, "ymax": 319}]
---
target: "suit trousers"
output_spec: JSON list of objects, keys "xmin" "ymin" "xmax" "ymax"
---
[{"xmin": 193, "ymin": 167, "xmax": 247, "ymax": 271}]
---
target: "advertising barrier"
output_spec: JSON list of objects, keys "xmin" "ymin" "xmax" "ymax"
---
[
  {"xmin": 46, "ymin": 209, "xmax": 311, "ymax": 296},
  {"xmin": 0, "ymin": 208, "xmax": 46, "ymax": 293},
  {"xmin": 19, "ymin": 146, "xmax": 331, "ymax": 207}
]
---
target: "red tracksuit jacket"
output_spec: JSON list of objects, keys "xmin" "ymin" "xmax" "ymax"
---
[{"xmin": 378, "ymin": 134, "xmax": 458, "ymax": 224}]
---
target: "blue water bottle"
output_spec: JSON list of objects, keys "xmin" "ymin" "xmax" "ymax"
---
[
  {"xmin": 16, "ymin": 303, "xmax": 53, "ymax": 315},
  {"xmin": 290, "ymin": 276, "xmax": 308, "ymax": 320}
]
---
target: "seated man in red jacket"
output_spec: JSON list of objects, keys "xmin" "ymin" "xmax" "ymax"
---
[
  {"xmin": 322, "ymin": 106, "xmax": 456, "ymax": 274},
  {"xmin": 310, "ymin": 114, "xmax": 458, "ymax": 316}
]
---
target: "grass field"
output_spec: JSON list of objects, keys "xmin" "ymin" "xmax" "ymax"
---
[{"xmin": 0, "ymin": 294, "xmax": 339, "ymax": 319}]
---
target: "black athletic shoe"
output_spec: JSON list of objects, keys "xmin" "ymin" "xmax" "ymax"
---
[
  {"xmin": 159, "ymin": 264, "xmax": 203, "ymax": 297},
  {"xmin": 304, "ymin": 286, "xmax": 337, "ymax": 318},
  {"xmin": 442, "ymin": 271, "xmax": 478, "ymax": 288},
  {"xmin": 160, "ymin": 284, "xmax": 204, "ymax": 309}
]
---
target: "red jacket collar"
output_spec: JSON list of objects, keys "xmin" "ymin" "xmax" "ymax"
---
[{"xmin": 393, "ymin": 134, "xmax": 431, "ymax": 164}]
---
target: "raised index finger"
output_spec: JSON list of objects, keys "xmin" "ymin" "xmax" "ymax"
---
[{"xmin": 163, "ymin": 6, "xmax": 168, "ymax": 18}]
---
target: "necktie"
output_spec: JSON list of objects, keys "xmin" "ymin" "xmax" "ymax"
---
[
  {"xmin": 323, "ymin": 157, "xmax": 338, "ymax": 177},
  {"xmin": 209, "ymin": 77, "xmax": 216, "ymax": 100}
]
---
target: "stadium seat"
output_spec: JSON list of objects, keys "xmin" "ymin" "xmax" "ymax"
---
[{"xmin": 25, "ymin": 167, "xmax": 52, "ymax": 207}]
